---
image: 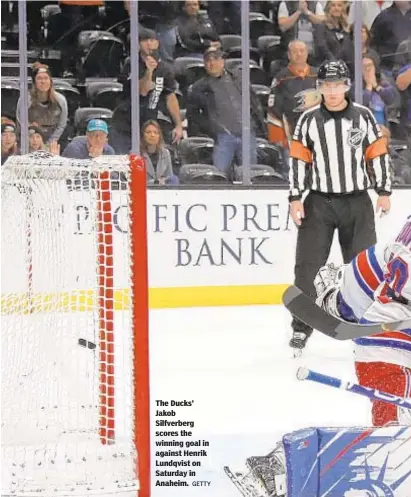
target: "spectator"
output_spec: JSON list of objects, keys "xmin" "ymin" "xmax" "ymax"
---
[
  {"xmin": 267, "ymin": 40, "xmax": 320, "ymax": 148},
  {"xmin": 175, "ymin": 1, "xmax": 221, "ymax": 58},
  {"xmin": 277, "ymin": 0, "xmax": 325, "ymax": 60},
  {"xmin": 16, "ymin": 63, "xmax": 68, "ymax": 145},
  {"xmin": 123, "ymin": 1, "xmax": 180, "ymax": 63},
  {"xmin": 62, "ymin": 119, "xmax": 114, "ymax": 159},
  {"xmin": 393, "ymin": 35, "xmax": 411, "ymax": 142},
  {"xmin": 111, "ymin": 28, "xmax": 183, "ymax": 152},
  {"xmin": 1, "ymin": 121, "xmax": 19, "ymax": 165},
  {"xmin": 154, "ymin": 2, "xmax": 181, "ymax": 63},
  {"xmin": 28, "ymin": 124, "xmax": 60, "ymax": 154},
  {"xmin": 362, "ymin": 56, "xmax": 398, "ymax": 142},
  {"xmin": 348, "ymin": 0, "xmax": 391, "ymax": 29},
  {"xmin": 314, "ymin": 1, "xmax": 352, "ymax": 63},
  {"xmin": 208, "ymin": 1, "xmax": 241, "ymax": 35},
  {"xmin": 141, "ymin": 120, "xmax": 178, "ymax": 185},
  {"xmin": 187, "ymin": 46, "xmax": 266, "ymax": 175},
  {"xmin": 370, "ymin": 1, "xmax": 411, "ymax": 74}
]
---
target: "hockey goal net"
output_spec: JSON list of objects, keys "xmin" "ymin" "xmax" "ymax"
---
[{"xmin": 1, "ymin": 152, "xmax": 150, "ymax": 497}]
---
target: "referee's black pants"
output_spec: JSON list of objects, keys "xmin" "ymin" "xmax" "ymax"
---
[{"xmin": 292, "ymin": 191, "xmax": 376, "ymax": 335}]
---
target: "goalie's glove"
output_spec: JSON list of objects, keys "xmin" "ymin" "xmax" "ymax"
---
[{"xmin": 314, "ymin": 263, "xmax": 346, "ymax": 318}]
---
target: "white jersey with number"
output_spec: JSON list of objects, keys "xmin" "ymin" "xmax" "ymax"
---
[{"xmin": 338, "ymin": 215, "xmax": 411, "ymax": 368}]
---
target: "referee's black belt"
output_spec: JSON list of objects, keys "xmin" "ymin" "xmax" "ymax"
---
[{"xmin": 309, "ymin": 190, "xmax": 368, "ymax": 199}]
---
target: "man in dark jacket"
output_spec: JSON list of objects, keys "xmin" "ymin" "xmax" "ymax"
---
[
  {"xmin": 110, "ymin": 28, "xmax": 183, "ymax": 153},
  {"xmin": 176, "ymin": 0, "xmax": 221, "ymax": 58},
  {"xmin": 187, "ymin": 46, "xmax": 266, "ymax": 174},
  {"xmin": 371, "ymin": 1, "xmax": 411, "ymax": 73}
]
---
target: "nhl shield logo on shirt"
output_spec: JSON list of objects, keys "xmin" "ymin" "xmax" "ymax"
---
[{"xmin": 347, "ymin": 127, "xmax": 366, "ymax": 149}]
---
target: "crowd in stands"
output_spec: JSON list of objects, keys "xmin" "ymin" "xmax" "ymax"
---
[{"xmin": 1, "ymin": 0, "xmax": 410, "ymax": 185}]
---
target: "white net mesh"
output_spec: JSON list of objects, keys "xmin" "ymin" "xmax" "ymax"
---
[{"xmin": 1, "ymin": 152, "xmax": 139, "ymax": 496}]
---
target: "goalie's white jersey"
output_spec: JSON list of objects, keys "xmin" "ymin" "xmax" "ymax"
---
[{"xmin": 340, "ymin": 215, "xmax": 411, "ymax": 368}]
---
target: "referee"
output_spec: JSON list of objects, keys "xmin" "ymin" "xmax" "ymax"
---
[{"xmin": 288, "ymin": 59, "xmax": 392, "ymax": 355}]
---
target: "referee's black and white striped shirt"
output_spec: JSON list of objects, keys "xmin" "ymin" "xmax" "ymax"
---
[{"xmin": 288, "ymin": 101, "xmax": 392, "ymax": 200}]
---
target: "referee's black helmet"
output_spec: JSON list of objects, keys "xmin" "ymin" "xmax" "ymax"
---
[{"xmin": 317, "ymin": 60, "xmax": 350, "ymax": 83}]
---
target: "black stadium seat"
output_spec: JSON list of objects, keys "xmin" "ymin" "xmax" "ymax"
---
[
  {"xmin": 1, "ymin": 79, "xmax": 20, "ymax": 121},
  {"xmin": 179, "ymin": 164, "xmax": 229, "ymax": 184},
  {"xmin": 78, "ymin": 31, "xmax": 125, "ymax": 78},
  {"xmin": 234, "ymin": 164, "xmax": 288, "ymax": 184},
  {"xmin": 178, "ymin": 137, "xmax": 214, "ymax": 166},
  {"xmin": 74, "ymin": 107, "xmax": 113, "ymax": 135},
  {"xmin": 86, "ymin": 81, "xmax": 123, "ymax": 109}
]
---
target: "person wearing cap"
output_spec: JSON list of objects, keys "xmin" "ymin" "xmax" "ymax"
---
[
  {"xmin": 16, "ymin": 63, "xmax": 68, "ymax": 145},
  {"xmin": 1, "ymin": 121, "xmax": 19, "ymax": 165},
  {"xmin": 29, "ymin": 124, "xmax": 60, "ymax": 155},
  {"xmin": 111, "ymin": 28, "xmax": 183, "ymax": 153},
  {"xmin": 187, "ymin": 46, "xmax": 266, "ymax": 176},
  {"xmin": 62, "ymin": 119, "xmax": 115, "ymax": 159},
  {"xmin": 175, "ymin": 0, "xmax": 220, "ymax": 58}
]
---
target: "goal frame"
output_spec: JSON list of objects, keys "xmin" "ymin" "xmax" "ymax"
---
[
  {"xmin": 129, "ymin": 154, "xmax": 150, "ymax": 497},
  {"xmin": 1, "ymin": 152, "xmax": 150, "ymax": 497}
]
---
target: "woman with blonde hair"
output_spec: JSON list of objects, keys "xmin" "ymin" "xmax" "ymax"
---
[
  {"xmin": 16, "ymin": 62, "xmax": 68, "ymax": 145},
  {"xmin": 314, "ymin": 1, "xmax": 352, "ymax": 62},
  {"xmin": 140, "ymin": 120, "xmax": 178, "ymax": 185}
]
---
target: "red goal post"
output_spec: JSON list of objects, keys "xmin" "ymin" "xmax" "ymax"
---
[{"xmin": 1, "ymin": 152, "xmax": 150, "ymax": 497}]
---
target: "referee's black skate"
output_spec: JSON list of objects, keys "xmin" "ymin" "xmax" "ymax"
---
[
  {"xmin": 290, "ymin": 318, "xmax": 312, "ymax": 357},
  {"xmin": 289, "ymin": 331, "xmax": 310, "ymax": 357}
]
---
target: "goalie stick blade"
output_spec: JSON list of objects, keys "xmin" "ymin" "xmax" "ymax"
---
[{"xmin": 282, "ymin": 285, "xmax": 411, "ymax": 340}]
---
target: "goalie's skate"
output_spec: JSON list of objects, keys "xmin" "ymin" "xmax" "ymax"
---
[
  {"xmin": 245, "ymin": 443, "xmax": 286, "ymax": 497},
  {"xmin": 224, "ymin": 466, "xmax": 269, "ymax": 497}
]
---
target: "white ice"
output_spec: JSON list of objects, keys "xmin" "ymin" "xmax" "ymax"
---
[{"xmin": 150, "ymin": 304, "xmax": 371, "ymax": 497}]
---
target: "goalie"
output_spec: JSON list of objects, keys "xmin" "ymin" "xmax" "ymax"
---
[
  {"xmin": 225, "ymin": 218, "xmax": 411, "ymax": 497},
  {"xmin": 315, "ymin": 215, "xmax": 411, "ymax": 426}
]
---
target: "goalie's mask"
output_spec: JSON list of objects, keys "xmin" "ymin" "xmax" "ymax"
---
[{"xmin": 316, "ymin": 60, "xmax": 351, "ymax": 95}]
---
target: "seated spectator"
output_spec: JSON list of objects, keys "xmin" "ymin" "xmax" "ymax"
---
[
  {"xmin": 362, "ymin": 56, "xmax": 398, "ymax": 142},
  {"xmin": 370, "ymin": 1, "xmax": 411, "ymax": 74},
  {"xmin": 187, "ymin": 46, "xmax": 266, "ymax": 175},
  {"xmin": 175, "ymin": 0, "xmax": 221, "ymax": 58},
  {"xmin": 141, "ymin": 120, "xmax": 178, "ymax": 185},
  {"xmin": 62, "ymin": 119, "xmax": 114, "ymax": 159},
  {"xmin": 16, "ymin": 63, "xmax": 68, "ymax": 145},
  {"xmin": 267, "ymin": 40, "xmax": 320, "ymax": 148},
  {"xmin": 277, "ymin": 0, "xmax": 325, "ymax": 61},
  {"xmin": 28, "ymin": 124, "xmax": 60, "ymax": 155},
  {"xmin": 314, "ymin": 1, "xmax": 352, "ymax": 63},
  {"xmin": 393, "ymin": 34, "xmax": 411, "ymax": 142},
  {"xmin": 111, "ymin": 28, "xmax": 183, "ymax": 152},
  {"xmin": 1, "ymin": 120, "xmax": 19, "ymax": 165}
]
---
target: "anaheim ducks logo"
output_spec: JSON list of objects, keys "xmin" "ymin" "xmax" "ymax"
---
[{"xmin": 294, "ymin": 88, "xmax": 322, "ymax": 113}]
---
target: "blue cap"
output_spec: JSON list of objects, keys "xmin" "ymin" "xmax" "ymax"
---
[{"xmin": 87, "ymin": 119, "xmax": 108, "ymax": 134}]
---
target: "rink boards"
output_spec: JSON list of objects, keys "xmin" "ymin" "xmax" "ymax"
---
[{"xmin": 1, "ymin": 187, "xmax": 410, "ymax": 311}]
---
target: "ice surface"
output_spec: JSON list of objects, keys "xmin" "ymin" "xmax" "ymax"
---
[{"xmin": 149, "ymin": 305, "xmax": 371, "ymax": 497}]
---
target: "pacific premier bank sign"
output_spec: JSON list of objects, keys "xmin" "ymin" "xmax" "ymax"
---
[
  {"xmin": 73, "ymin": 189, "xmax": 297, "ymax": 287},
  {"xmin": 152, "ymin": 200, "xmax": 294, "ymax": 268}
]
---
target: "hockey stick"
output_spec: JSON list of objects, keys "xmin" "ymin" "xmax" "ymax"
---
[
  {"xmin": 283, "ymin": 285, "xmax": 411, "ymax": 340},
  {"xmin": 297, "ymin": 367, "xmax": 411, "ymax": 410}
]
